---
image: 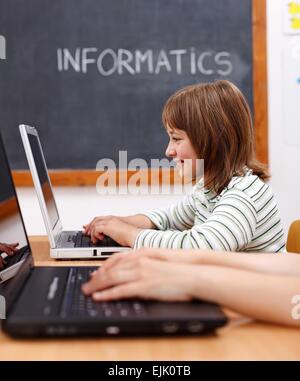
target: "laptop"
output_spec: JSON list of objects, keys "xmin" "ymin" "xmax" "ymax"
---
[
  {"xmin": 19, "ymin": 124, "xmax": 130, "ymax": 259},
  {"xmin": 0, "ymin": 132, "xmax": 227, "ymax": 337}
]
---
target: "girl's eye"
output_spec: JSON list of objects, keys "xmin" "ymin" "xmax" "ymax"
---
[{"xmin": 172, "ymin": 137, "xmax": 181, "ymax": 142}]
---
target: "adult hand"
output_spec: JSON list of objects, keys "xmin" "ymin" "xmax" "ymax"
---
[
  {"xmin": 82, "ymin": 253, "xmax": 197, "ymax": 302},
  {"xmin": 97, "ymin": 247, "xmax": 207, "ymax": 273}
]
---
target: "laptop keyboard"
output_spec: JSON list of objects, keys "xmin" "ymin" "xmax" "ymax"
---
[
  {"xmin": 60, "ymin": 267, "xmax": 147, "ymax": 319},
  {"xmin": 70, "ymin": 232, "xmax": 121, "ymax": 248}
]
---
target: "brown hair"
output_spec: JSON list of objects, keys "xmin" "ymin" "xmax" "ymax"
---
[{"xmin": 162, "ymin": 80, "xmax": 269, "ymax": 194}]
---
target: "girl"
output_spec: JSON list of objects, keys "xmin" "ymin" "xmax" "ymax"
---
[{"xmin": 84, "ymin": 80, "xmax": 285, "ymax": 253}]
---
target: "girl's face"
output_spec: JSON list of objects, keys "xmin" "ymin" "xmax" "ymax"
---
[{"xmin": 165, "ymin": 126, "xmax": 199, "ymax": 179}]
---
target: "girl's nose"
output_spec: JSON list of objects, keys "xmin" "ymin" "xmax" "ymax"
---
[{"xmin": 165, "ymin": 145, "xmax": 176, "ymax": 157}]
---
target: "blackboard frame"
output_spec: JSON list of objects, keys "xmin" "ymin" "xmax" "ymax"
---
[{"xmin": 12, "ymin": 0, "xmax": 267, "ymax": 187}]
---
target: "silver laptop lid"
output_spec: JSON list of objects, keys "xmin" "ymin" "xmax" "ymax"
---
[{"xmin": 19, "ymin": 124, "xmax": 62, "ymax": 248}]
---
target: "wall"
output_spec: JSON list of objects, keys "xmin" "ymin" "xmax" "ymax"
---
[
  {"xmin": 267, "ymin": 0, "xmax": 300, "ymax": 235},
  {"xmin": 16, "ymin": 186, "xmax": 183, "ymax": 235},
  {"xmin": 16, "ymin": 0, "xmax": 300, "ymax": 237}
]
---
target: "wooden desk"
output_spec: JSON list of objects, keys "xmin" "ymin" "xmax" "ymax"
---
[{"xmin": 1, "ymin": 236, "xmax": 300, "ymax": 361}]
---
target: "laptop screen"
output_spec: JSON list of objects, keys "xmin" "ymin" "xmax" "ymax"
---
[
  {"xmin": 0, "ymin": 134, "xmax": 29, "ymax": 262},
  {"xmin": 27, "ymin": 134, "xmax": 59, "ymax": 230}
]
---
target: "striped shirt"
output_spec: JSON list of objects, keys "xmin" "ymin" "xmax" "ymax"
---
[{"xmin": 134, "ymin": 171, "xmax": 286, "ymax": 252}]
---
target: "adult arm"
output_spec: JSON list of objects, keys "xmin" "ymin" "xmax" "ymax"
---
[{"xmin": 82, "ymin": 256, "xmax": 300, "ymax": 326}]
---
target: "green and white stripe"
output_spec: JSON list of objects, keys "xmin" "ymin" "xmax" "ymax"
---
[{"xmin": 134, "ymin": 172, "xmax": 285, "ymax": 253}]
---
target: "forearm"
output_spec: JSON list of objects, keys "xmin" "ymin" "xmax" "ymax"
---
[
  {"xmin": 189, "ymin": 251, "xmax": 300, "ymax": 277},
  {"xmin": 133, "ymin": 248, "xmax": 300, "ymax": 277},
  {"xmin": 134, "ymin": 229, "xmax": 214, "ymax": 250},
  {"xmin": 119, "ymin": 214, "xmax": 156, "ymax": 229},
  {"xmin": 188, "ymin": 265, "xmax": 300, "ymax": 326}
]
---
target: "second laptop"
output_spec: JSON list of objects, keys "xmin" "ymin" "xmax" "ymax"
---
[{"xmin": 19, "ymin": 124, "xmax": 130, "ymax": 259}]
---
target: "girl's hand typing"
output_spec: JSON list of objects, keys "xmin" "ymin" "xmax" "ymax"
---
[
  {"xmin": 83, "ymin": 214, "xmax": 154, "ymax": 235},
  {"xmin": 84, "ymin": 217, "xmax": 142, "ymax": 247},
  {"xmin": 83, "ymin": 215, "xmax": 120, "ymax": 237}
]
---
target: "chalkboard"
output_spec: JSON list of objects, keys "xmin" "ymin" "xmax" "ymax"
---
[{"xmin": 0, "ymin": 0, "xmax": 254, "ymax": 173}]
